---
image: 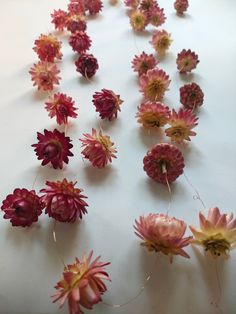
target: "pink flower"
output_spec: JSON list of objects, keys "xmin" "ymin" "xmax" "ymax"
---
[
  {"xmin": 66, "ymin": 14, "xmax": 87, "ymax": 33},
  {"xmin": 51, "ymin": 9, "xmax": 68, "ymax": 31},
  {"xmin": 124, "ymin": 0, "xmax": 140, "ymax": 9},
  {"xmin": 139, "ymin": 68, "xmax": 171, "ymax": 101},
  {"xmin": 52, "ymin": 252, "xmax": 110, "ymax": 314},
  {"xmin": 80, "ymin": 129, "xmax": 117, "ymax": 168},
  {"xmin": 33, "ymin": 34, "xmax": 62, "ymax": 63},
  {"xmin": 68, "ymin": 0, "xmax": 86, "ymax": 15},
  {"xmin": 180, "ymin": 83, "xmax": 204, "ymax": 110},
  {"xmin": 85, "ymin": 0, "xmax": 103, "ymax": 15},
  {"xmin": 132, "ymin": 51, "xmax": 158, "ymax": 76},
  {"xmin": 150, "ymin": 29, "xmax": 172, "ymax": 55},
  {"xmin": 148, "ymin": 6, "xmax": 166, "ymax": 27},
  {"xmin": 69, "ymin": 31, "xmax": 92, "ymax": 53},
  {"xmin": 130, "ymin": 10, "xmax": 148, "ymax": 32},
  {"xmin": 165, "ymin": 108, "xmax": 198, "ymax": 143},
  {"xmin": 174, "ymin": 0, "xmax": 189, "ymax": 15},
  {"xmin": 32, "ymin": 129, "xmax": 73, "ymax": 169},
  {"xmin": 29, "ymin": 61, "xmax": 61, "ymax": 91},
  {"xmin": 190, "ymin": 207, "xmax": 236, "ymax": 258},
  {"xmin": 143, "ymin": 143, "xmax": 185, "ymax": 184},
  {"xmin": 134, "ymin": 213, "xmax": 192, "ymax": 262},
  {"xmin": 45, "ymin": 93, "xmax": 78, "ymax": 125},
  {"xmin": 93, "ymin": 89, "xmax": 123, "ymax": 120},
  {"xmin": 75, "ymin": 53, "xmax": 99, "ymax": 78},
  {"xmin": 40, "ymin": 179, "xmax": 88, "ymax": 223},
  {"xmin": 176, "ymin": 49, "xmax": 199, "ymax": 74},
  {"xmin": 139, "ymin": 0, "xmax": 157, "ymax": 13},
  {"xmin": 1, "ymin": 189, "xmax": 44, "ymax": 227},
  {"xmin": 136, "ymin": 101, "xmax": 170, "ymax": 128}
]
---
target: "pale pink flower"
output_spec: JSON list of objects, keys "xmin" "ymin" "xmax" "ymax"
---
[
  {"xmin": 176, "ymin": 49, "xmax": 199, "ymax": 74},
  {"xmin": 150, "ymin": 29, "xmax": 172, "ymax": 55},
  {"xmin": 132, "ymin": 51, "xmax": 158, "ymax": 76},
  {"xmin": 148, "ymin": 6, "xmax": 166, "ymax": 27}
]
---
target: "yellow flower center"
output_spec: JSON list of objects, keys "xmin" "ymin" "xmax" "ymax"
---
[
  {"xmin": 145, "ymin": 79, "xmax": 166, "ymax": 101},
  {"xmin": 139, "ymin": 112, "xmax": 167, "ymax": 128}
]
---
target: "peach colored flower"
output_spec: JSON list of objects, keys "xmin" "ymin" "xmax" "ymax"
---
[
  {"xmin": 132, "ymin": 51, "xmax": 158, "ymax": 76},
  {"xmin": 33, "ymin": 34, "xmax": 62, "ymax": 63},
  {"xmin": 190, "ymin": 207, "xmax": 236, "ymax": 258},
  {"xmin": 176, "ymin": 49, "xmax": 199, "ymax": 74},
  {"xmin": 150, "ymin": 30, "xmax": 172, "ymax": 55},
  {"xmin": 134, "ymin": 213, "xmax": 192, "ymax": 262},
  {"xmin": 130, "ymin": 10, "xmax": 147, "ymax": 32},
  {"xmin": 174, "ymin": 0, "xmax": 189, "ymax": 14}
]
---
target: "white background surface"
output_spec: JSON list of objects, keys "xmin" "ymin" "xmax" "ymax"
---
[{"xmin": 0, "ymin": 0, "xmax": 236, "ymax": 313}]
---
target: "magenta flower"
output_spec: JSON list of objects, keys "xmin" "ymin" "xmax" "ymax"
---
[
  {"xmin": 75, "ymin": 53, "xmax": 99, "ymax": 78},
  {"xmin": 176, "ymin": 49, "xmax": 199, "ymax": 73},
  {"xmin": 180, "ymin": 82, "xmax": 204, "ymax": 110},
  {"xmin": 132, "ymin": 51, "xmax": 158, "ymax": 76}
]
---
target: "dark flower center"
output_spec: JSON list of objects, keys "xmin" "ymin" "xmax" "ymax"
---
[
  {"xmin": 13, "ymin": 200, "xmax": 31, "ymax": 215},
  {"xmin": 43, "ymin": 143, "xmax": 59, "ymax": 158},
  {"xmin": 203, "ymin": 236, "xmax": 230, "ymax": 256}
]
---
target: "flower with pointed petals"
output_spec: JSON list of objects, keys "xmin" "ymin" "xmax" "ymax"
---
[
  {"xmin": 174, "ymin": 0, "xmax": 189, "ymax": 14},
  {"xmin": 1, "ymin": 189, "xmax": 44, "ymax": 227},
  {"xmin": 33, "ymin": 34, "xmax": 62, "ymax": 63},
  {"xmin": 180, "ymin": 83, "xmax": 204, "ymax": 110},
  {"xmin": 52, "ymin": 252, "xmax": 110, "ymax": 314},
  {"xmin": 69, "ymin": 31, "xmax": 91, "ymax": 53},
  {"xmin": 51, "ymin": 9, "xmax": 68, "ymax": 31},
  {"xmin": 93, "ymin": 89, "xmax": 123, "ymax": 120},
  {"xmin": 165, "ymin": 108, "xmax": 198, "ymax": 143},
  {"xmin": 136, "ymin": 102, "xmax": 170, "ymax": 128},
  {"xmin": 190, "ymin": 207, "xmax": 236, "ymax": 258},
  {"xmin": 80, "ymin": 129, "xmax": 117, "ymax": 168},
  {"xmin": 66, "ymin": 14, "xmax": 87, "ymax": 33},
  {"xmin": 130, "ymin": 10, "xmax": 148, "ymax": 32},
  {"xmin": 29, "ymin": 61, "xmax": 61, "ymax": 91},
  {"xmin": 75, "ymin": 53, "xmax": 99, "ymax": 78},
  {"xmin": 150, "ymin": 30, "xmax": 172, "ymax": 55},
  {"xmin": 40, "ymin": 179, "xmax": 88, "ymax": 222},
  {"xmin": 45, "ymin": 93, "xmax": 78, "ymax": 125},
  {"xmin": 32, "ymin": 129, "xmax": 73, "ymax": 169},
  {"xmin": 139, "ymin": 68, "xmax": 171, "ymax": 101},
  {"xmin": 68, "ymin": 0, "xmax": 86, "ymax": 15},
  {"xmin": 176, "ymin": 49, "xmax": 199, "ymax": 74},
  {"xmin": 134, "ymin": 213, "xmax": 192, "ymax": 262},
  {"xmin": 148, "ymin": 6, "xmax": 166, "ymax": 27},
  {"xmin": 124, "ymin": 0, "xmax": 140, "ymax": 8},
  {"xmin": 139, "ymin": 0, "xmax": 157, "ymax": 13},
  {"xmin": 143, "ymin": 143, "xmax": 184, "ymax": 184},
  {"xmin": 132, "ymin": 51, "xmax": 158, "ymax": 76},
  {"xmin": 85, "ymin": 0, "xmax": 103, "ymax": 15}
]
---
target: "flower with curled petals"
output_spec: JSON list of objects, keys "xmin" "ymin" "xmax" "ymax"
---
[
  {"xmin": 150, "ymin": 30, "xmax": 172, "ymax": 55},
  {"xmin": 32, "ymin": 129, "xmax": 73, "ymax": 169},
  {"xmin": 40, "ymin": 179, "xmax": 88, "ymax": 223},
  {"xmin": 180, "ymin": 83, "xmax": 204, "ymax": 110},
  {"xmin": 51, "ymin": 9, "xmax": 68, "ymax": 31},
  {"xmin": 85, "ymin": 0, "xmax": 103, "ymax": 15},
  {"xmin": 134, "ymin": 213, "xmax": 192, "ymax": 262},
  {"xmin": 80, "ymin": 129, "xmax": 117, "ymax": 168},
  {"xmin": 176, "ymin": 49, "xmax": 199, "ymax": 74},
  {"xmin": 143, "ymin": 143, "xmax": 184, "ymax": 184},
  {"xmin": 33, "ymin": 34, "xmax": 62, "ymax": 63},
  {"xmin": 29, "ymin": 61, "xmax": 61, "ymax": 91},
  {"xmin": 75, "ymin": 53, "xmax": 99, "ymax": 78},
  {"xmin": 132, "ymin": 51, "xmax": 158, "ymax": 76},
  {"xmin": 52, "ymin": 252, "xmax": 110, "ymax": 314},
  {"xmin": 66, "ymin": 14, "xmax": 87, "ymax": 33},
  {"xmin": 45, "ymin": 93, "xmax": 78, "ymax": 125},
  {"xmin": 148, "ymin": 6, "xmax": 166, "ymax": 27},
  {"xmin": 69, "ymin": 31, "xmax": 91, "ymax": 53},
  {"xmin": 190, "ymin": 207, "xmax": 236, "ymax": 258},
  {"xmin": 136, "ymin": 102, "xmax": 170, "ymax": 128},
  {"xmin": 174, "ymin": 0, "xmax": 189, "ymax": 15},
  {"xmin": 130, "ymin": 10, "xmax": 148, "ymax": 32},
  {"xmin": 124, "ymin": 0, "xmax": 140, "ymax": 8},
  {"xmin": 165, "ymin": 108, "xmax": 198, "ymax": 143},
  {"xmin": 139, "ymin": 68, "xmax": 171, "ymax": 101},
  {"xmin": 1, "ymin": 189, "xmax": 44, "ymax": 227}
]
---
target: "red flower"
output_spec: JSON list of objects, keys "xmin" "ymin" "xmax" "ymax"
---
[
  {"xmin": 51, "ymin": 9, "xmax": 68, "ymax": 31},
  {"xmin": 85, "ymin": 0, "xmax": 103, "ymax": 15},
  {"xmin": 68, "ymin": 0, "xmax": 86, "ymax": 15},
  {"xmin": 174, "ymin": 0, "xmax": 189, "ymax": 14},
  {"xmin": 40, "ymin": 179, "xmax": 88, "ymax": 223},
  {"xmin": 45, "ymin": 93, "xmax": 78, "ymax": 125},
  {"xmin": 33, "ymin": 34, "xmax": 62, "ymax": 63},
  {"xmin": 180, "ymin": 83, "xmax": 204, "ymax": 110},
  {"xmin": 32, "ymin": 129, "xmax": 73, "ymax": 169},
  {"xmin": 69, "ymin": 31, "xmax": 91, "ymax": 53},
  {"xmin": 93, "ymin": 89, "xmax": 123, "ymax": 120},
  {"xmin": 1, "ymin": 189, "xmax": 44, "ymax": 227},
  {"xmin": 176, "ymin": 49, "xmax": 199, "ymax": 74},
  {"xmin": 75, "ymin": 53, "xmax": 99, "ymax": 78},
  {"xmin": 66, "ymin": 14, "xmax": 87, "ymax": 33},
  {"xmin": 143, "ymin": 143, "xmax": 185, "ymax": 184},
  {"xmin": 132, "ymin": 51, "xmax": 158, "ymax": 77}
]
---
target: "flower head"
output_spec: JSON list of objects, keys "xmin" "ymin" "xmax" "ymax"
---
[
  {"xmin": 29, "ymin": 61, "xmax": 61, "ymax": 91},
  {"xmin": 190, "ymin": 207, "xmax": 236, "ymax": 258},
  {"xmin": 165, "ymin": 108, "xmax": 198, "ymax": 143},
  {"xmin": 143, "ymin": 143, "xmax": 184, "ymax": 184},
  {"xmin": 51, "ymin": 9, "xmax": 68, "ymax": 31},
  {"xmin": 80, "ymin": 129, "xmax": 117, "ymax": 168},
  {"xmin": 174, "ymin": 0, "xmax": 189, "ymax": 14},
  {"xmin": 69, "ymin": 31, "xmax": 91, "ymax": 53},
  {"xmin": 40, "ymin": 179, "xmax": 88, "ymax": 222},
  {"xmin": 132, "ymin": 51, "xmax": 158, "ymax": 76},
  {"xmin": 68, "ymin": 0, "xmax": 86, "ymax": 15},
  {"xmin": 93, "ymin": 89, "xmax": 123, "ymax": 120},
  {"xmin": 150, "ymin": 30, "xmax": 172, "ymax": 55},
  {"xmin": 1, "ymin": 189, "xmax": 43, "ymax": 227},
  {"xmin": 139, "ymin": 0, "xmax": 157, "ymax": 13},
  {"xmin": 130, "ymin": 10, "xmax": 148, "ymax": 32},
  {"xmin": 148, "ymin": 6, "xmax": 166, "ymax": 27},
  {"xmin": 75, "ymin": 53, "xmax": 99, "ymax": 78},
  {"xmin": 45, "ymin": 93, "xmax": 78, "ymax": 125},
  {"xmin": 139, "ymin": 68, "xmax": 171, "ymax": 101},
  {"xmin": 33, "ymin": 34, "xmax": 62, "ymax": 63},
  {"xmin": 176, "ymin": 49, "xmax": 199, "ymax": 74},
  {"xmin": 52, "ymin": 252, "xmax": 110, "ymax": 314},
  {"xmin": 85, "ymin": 0, "xmax": 103, "ymax": 15},
  {"xmin": 134, "ymin": 214, "xmax": 192, "ymax": 262},
  {"xmin": 32, "ymin": 129, "xmax": 73, "ymax": 169},
  {"xmin": 180, "ymin": 83, "xmax": 204, "ymax": 110},
  {"xmin": 124, "ymin": 0, "xmax": 140, "ymax": 9},
  {"xmin": 66, "ymin": 14, "xmax": 87, "ymax": 33},
  {"xmin": 136, "ymin": 102, "xmax": 170, "ymax": 128}
]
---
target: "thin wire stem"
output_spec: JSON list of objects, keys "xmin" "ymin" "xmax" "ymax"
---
[
  {"xmin": 165, "ymin": 173, "xmax": 172, "ymax": 215},
  {"xmin": 52, "ymin": 220, "xmax": 67, "ymax": 269},
  {"xmin": 183, "ymin": 171, "xmax": 206, "ymax": 209}
]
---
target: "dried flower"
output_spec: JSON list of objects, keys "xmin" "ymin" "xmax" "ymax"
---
[
  {"xmin": 143, "ymin": 143, "xmax": 184, "ymax": 184},
  {"xmin": 148, "ymin": 6, "xmax": 166, "ymax": 27},
  {"xmin": 139, "ymin": 0, "xmax": 157, "ymax": 13},
  {"xmin": 80, "ymin": 128, "xmax": 117, "ymax": 168},
  {"xmin": 180, "ymin": 83, "xmax": 204, "ymax": 110},
  {"xmin": 134, "ymin": 213, "xmax": 192, "ymax": 262},
  {"xmin": 32, "ymin": 129, "xmax": 73, "ymax": 169},
  {"xmin": 139, "ymin": 68, "xmax": 171, "ymax": 101},
  {"xmin": 93, "ymin": 89, "xmax": 123, "ymax": 120},
  {"xmin": 176, "ymin": 49, "xmax": 199, "ymax": 74},
  {"xmin": 66, "ymin": 14, "xmax": 87, "ymax": 33},
  {"xmin": 150, "ymin": 30, "xmax": 172, "ymax": 55},
  {"xmin": 69, "ymin": 31, "xmax": 91, "ymax": 53},
  {"xmin": 124, "ymin": 0, "xmax": 140, "ymax": 9},
  {"xmin": 52, "ymin": 252, "xmax": 110, "ymax": 314},
  {"xmin": 33, "ymin": 34, "xmax": 62, "ymax": 63},
  {"xmin": 132, "ymin": 51, "xmax": 158, "ymax": 76},
  {"xmin": 174, "ymin": 0, "xmax": 189, "ymax": 14},
  {"xmin": 1, "ymin": 189, "xmax": 43, "ymax": 227},
  {"xmin": 136, "ymin": 101, "xmax": 170, "ymax": 128},
  {"xmin": 165, "ymin": 108, "xmax": 198, "ymax": 143},
  {"xmin": 29, "ymin": 61, "xmax": 61, "ymax": 91},
  {"xmin": 40, "ymin": 179, "xmax": 88, "ymax": 222},
  {"xmin": 85, "ymin": 0, "xmax": 103, "ymax": 15},
  {"xmin": 51, "ymin": 9, "xmax": 68, "ymax": 31},
  {"xmin": 75, "ymin": 53, "xmax": 99, "ymax": 78},
  {"xmin": 45, "ymin": 93, "xmax": 78, "ymax": 125},
  {"xmin": 68, "ymin": 0, "xmax": 86, "ymax": 15},
  {"xmin": 130, "ymin": 10, "xmax": 147, "ymax": 32},
  {"xmin": 190, "ymin": 207, "xmax": 236, "ymax": 258}
]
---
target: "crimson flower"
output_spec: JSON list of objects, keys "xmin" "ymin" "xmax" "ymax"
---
[
  {"xmin": 75, "ymin": 53, "xmax": 99, "ymax": 78},
  {"xmin": 33, "ymin": 34, "xmax": 62, "ymax": 63},
  {"xmin": 51, "ymin": 9, "xmax": 68, "ymax": 31},
  {"xmin": 69, "ymin": 31, "xmax": 91, "ymax": 53},
  {"xmin": 180, "ymin": 82, "xmax": 204, "ymax": 110}
]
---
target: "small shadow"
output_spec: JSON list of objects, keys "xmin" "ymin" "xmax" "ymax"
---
[
  {"xmin": 31, "ymin": 90, "xmax": 49, "ymax": 102},
  {"xmin": 93, "ymin": 116, "xmax": 123, "ymax": 131},
  {"xmin": 83, "ymin": 164, "xmax": 117, "ymax": 185},
  {"xmin": 171, "ymin": 12, "xmax": 192, "ymax": 20},
  {"xmin": 138, "ymin": 127, "xmax": 165, "ymax": 147},
  {"xmin": 135, "ymin": 29, "xmax": 151, "ymax": 37},
  {"xmin": 78, "ymin": 75, "xmax": 99, "ymax": 85}
]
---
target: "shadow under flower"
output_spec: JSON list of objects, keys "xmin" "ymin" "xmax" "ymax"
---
[{"xmin": 83, "ymin": 164, "xmax": 117, "ymax": 185}]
